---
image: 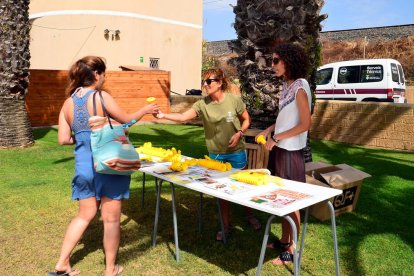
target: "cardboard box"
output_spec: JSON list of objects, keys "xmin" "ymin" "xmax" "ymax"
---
[{"xmin": 305, "ymin": 162, "xmax": 371, "ymax": 221}]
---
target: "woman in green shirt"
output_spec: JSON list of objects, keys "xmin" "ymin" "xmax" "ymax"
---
[{"xmin": 156, "ymin": 68, "xmax": 261, "ymax": 240}]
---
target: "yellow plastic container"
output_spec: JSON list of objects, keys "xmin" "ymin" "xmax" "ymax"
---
[
  {"xmin": 257, "ymin": 134, "xmax": 266, "ymax": 145},
  {"xmin": 146, "ymin": 97, "xmax": 156, "ymax": 104},
  {"xmin": 197, "ymin": 157, "xmax": 232, "ymax": 172},
  {"xmin": 169, "ymin": 161, "xmax": 188, "ymax": 171}
]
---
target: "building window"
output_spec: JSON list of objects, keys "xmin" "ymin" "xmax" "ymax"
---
[{"xmin": 149, "ymin": 57, "xmax": 160, "ymax": 69}]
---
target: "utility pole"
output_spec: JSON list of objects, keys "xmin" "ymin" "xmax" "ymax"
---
[{"xmin": 363, "ymin": 36, "xmax": 368, "ymax": 59}]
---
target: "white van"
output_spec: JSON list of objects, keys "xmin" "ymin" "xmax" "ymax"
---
[{"xmin": 315, "ymin": 59, "xmax": 406, "ymax": 103}]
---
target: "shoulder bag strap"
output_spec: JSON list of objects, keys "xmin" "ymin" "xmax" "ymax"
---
[
  {"xmin": 92, "ymin": 91, "xmax": 113, "ymax": 129},
  {"xmin": 92, "ymin": 91, "xmax": 98, "ymax": 116}
]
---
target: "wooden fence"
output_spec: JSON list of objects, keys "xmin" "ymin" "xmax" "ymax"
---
[{"xmin": 26, "ymin": 70, "xmax": 170, "ymax": 127}]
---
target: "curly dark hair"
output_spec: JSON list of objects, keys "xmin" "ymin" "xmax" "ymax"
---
[{"xmin": 273, "ymin": 43, "xmax": 310, "ymax": 81}]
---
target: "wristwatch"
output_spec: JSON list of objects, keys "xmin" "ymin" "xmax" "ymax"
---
[
  {"xmin": 271, "ymin": 136, "xmax": 279, "ymax": 143},
  {"xmin": 238, "ymin": 129, "xmax": 244, "ymax": 137}
]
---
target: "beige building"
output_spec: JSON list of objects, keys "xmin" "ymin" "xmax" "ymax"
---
[{"xmin": 29, "ymin": 0, "xmax": 203, "ymax": 94}]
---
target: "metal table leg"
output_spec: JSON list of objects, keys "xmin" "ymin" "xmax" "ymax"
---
[
  {"xmin": 152, "ymin": 178, "xmax": 162, "ymax": 247},
  {"xmin": 256, "ymin": 215, "xmax": 276, "ymax": 276},
  {"xmin": 198, "ymin": 193, "xmax": 203, "ymax": 235},
  {"xmin": 327, "ymin": 201, "xmax": 340, "ymax": 276},
  {"xmin": 142, "ymin": 172, "xmax": 146, "ymax": 205},
  {"xmin": 284, "ymin": 215, "xmax": 299, "ymax": 276},
  {"xmin": 298, "ymin": 207, "xmax": 309, "ymax": 269},
  {"xmin": 170, "ymin": 182, "xmax": 180, "ymax": 262},
  {"xmin": 216, "ymin": 198, "xmax": 227, "ymax": 244}
]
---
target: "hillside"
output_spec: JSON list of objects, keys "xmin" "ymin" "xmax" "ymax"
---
[
  {"xmin": 321, "ymin": 36, "xmax": 414, "ymax": 84},
  {"xmin": 206, "ymin": 36, "xmax": 414, "ymax": 84}
]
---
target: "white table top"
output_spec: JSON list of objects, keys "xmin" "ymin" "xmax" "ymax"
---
[{"xmin": 140, "ymin": 161, "xmax": 342, "ymax": 217}]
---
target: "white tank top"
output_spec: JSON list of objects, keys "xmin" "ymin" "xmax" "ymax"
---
[{"xmin": 274, "ymin": 78, "xmax": 311, "ymax": 151}]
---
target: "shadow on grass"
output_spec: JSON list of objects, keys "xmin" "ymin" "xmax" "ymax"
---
[
  {"xmin": 53, "ymin": 156, "xmax": 74, "ymax": 164},
  {"xmin": 311, "ymin": 139, "xmax": 414, "ymax": 275},
  {"xmin": 32, "ymin": 127, "xmax": 57, "ymax": 140},
  {"xmin": 118, "ymin": 175, "xmax": 285, "ymax": 275},
  {"xmin": 70, "ymin": 216, "xmax": 104, "ymax": 265}
]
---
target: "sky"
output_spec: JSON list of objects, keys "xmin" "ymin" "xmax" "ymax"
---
[{"xmin": 203, "ymin": 0, "xmax": 414, "ymax": 41}]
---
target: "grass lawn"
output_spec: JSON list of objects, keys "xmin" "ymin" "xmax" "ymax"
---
[{"xmin": 0, "ymin": 123, "xmax": 413, "ymax": 275}]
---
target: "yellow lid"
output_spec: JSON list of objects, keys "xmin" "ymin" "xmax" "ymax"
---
[
  {"xmin": 146, "ymin": 97, "xmax": 156, "ymax": 104},
  {"xmin": 257, "ymin": 134, "xmax": 266, "ymax": 145}
]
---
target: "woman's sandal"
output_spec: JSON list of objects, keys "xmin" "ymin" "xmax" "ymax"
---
[
  {"xmin": 47, "ymin": 269, "xmax": 80, "ymax": 276},
  {"xmin": 247, "ymin": 215, "xmax": 262, "ymax": 230},
  {"xmin": 266, "ymin": 239, "xmax": 290, "ymax": 251},
  {"xmin": 216, "ymin": 228, "xmax": 232, "ymax": 241},
  {"xmin": 272, "ymin": 251, "xmax": 294, "ymax": 265},
  {"xmin": 113, "ymin": 264, "xmax": 123, "ymax": 276},
  {"xmin": 105, "ymin": 265, "xmax": 123, "ymax": 276}
]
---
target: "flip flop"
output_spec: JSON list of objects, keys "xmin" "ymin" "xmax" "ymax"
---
[
  {"xmin": 247, "ymin": 215, "xmax": 262, "ymax": 230},
  {"xmin": 272, "ymin": 251, "xmax": 294, "ymax": 265},
  {"xmin": 113, "ymin": 264, "xmax": 123, "ymax": 276},
  {"xmin": 266, "ymin": 239, "xmax": 290, "ymax": 251},
  {"xmin": 48, "ymin": 269, "xmax": 80, "ymax": 276},
  {"xmin": 216, "ymin": 227, "xmax": 233, "ymax": 241}
]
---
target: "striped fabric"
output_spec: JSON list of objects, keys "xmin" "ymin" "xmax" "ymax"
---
[{"xmin": 91, "ymin": 124, "xmax": 140, "ymax": 175}]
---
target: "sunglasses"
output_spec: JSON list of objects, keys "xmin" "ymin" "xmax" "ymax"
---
[
  {"xmin": 202, "ymin": 78, "xmax": 218, "ymax": 85},
  {"xmin": 272, "ymin": 57, "xmax": 281, "ymax": 65}
]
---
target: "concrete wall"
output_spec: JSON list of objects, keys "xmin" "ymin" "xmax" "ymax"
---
[
  {"xmin": 169, "ymin": 95, "xmax": 202, "ymax": 125},
  {"xmin": 311, "ymin": 101, "xmax": 414, "ymax": 151},
  {"xmin": 407, "ymin": 86, "xmax": 414, "ymax": 104},
  {"xmin": 169, "ymin": 95, "xmax": 414, "ymax": 152},
  {"xmin": 29, "ymin": 0, "xmax": 202, "ymax": 95}
]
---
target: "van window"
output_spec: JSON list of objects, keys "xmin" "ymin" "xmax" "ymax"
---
[
  {"xmin": 391, "ymin": 63, "xmax": 399, "ymax": 83},
  {"xmin": 397, "ymin": 64, "xmax": 405, "ymax": 84},
  {"xmin": 338, "ymin": 65, "xmax": 383, "ymax": 84},
  {"xmin": 316, "ymin": 68, "xmax": 333, "ymax": 85},
  {"xmin": 338, "ymin": 66, "xmax": 360, "ymax": 83},
  {"xmin": 360, "ymin": 65, "xmax": 383, "ymax": 82}
]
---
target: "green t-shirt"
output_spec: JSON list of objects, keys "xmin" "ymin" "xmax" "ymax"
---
[{"xmin": 192, "ymin": 93, "xmax": 246, "ymax": 154}]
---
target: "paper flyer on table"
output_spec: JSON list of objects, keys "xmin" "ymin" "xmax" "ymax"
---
[
  {"xmin": 151, "ymin": 166, "xmax": 227, "ymax": 185},
  {"xmin": 196, "ymin": 177, "xmax": 260, "ymax": 195},
  {"xmin": 250, "ymin": 188, "xmax": 313, "ymax": 209},
  {"xmin": 140, "ymin": 160, "xmax": 159, "ymax": 168}
]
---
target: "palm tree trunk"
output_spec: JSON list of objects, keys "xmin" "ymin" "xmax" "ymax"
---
[
  {"xmin": 0, "ymin": 0, "xmax": 34, "ymax": 148},
  {"xmin": 0, "ymin": 98, "xmax": 34, "ymax": 148},
  {"xmin": 231, "ymin": 0, "xmax": 326, "ymax": 161}
]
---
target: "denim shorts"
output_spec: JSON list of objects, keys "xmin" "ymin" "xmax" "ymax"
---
[{"xmin": 209, "ymin": 150, "xmax": 247, "ymax": 169}]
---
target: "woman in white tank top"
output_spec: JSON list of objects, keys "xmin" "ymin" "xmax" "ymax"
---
[{"xmin": 255, "ymin": 43, "xmax": 312, "ymax": 265}]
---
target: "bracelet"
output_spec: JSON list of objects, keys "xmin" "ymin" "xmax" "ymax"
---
[
  {"xmin": 238, "ymin": 129, "xmax": 244, "ymax": 137},
  {"xmin": 271, "ymin": 136, "xmax": 279, "ymax": 143}
]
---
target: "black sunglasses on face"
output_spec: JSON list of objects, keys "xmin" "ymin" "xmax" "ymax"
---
[
  {"xmin": 202, "ymin": 78, "xmax": 218, "ymax": 85},
  {"xmin": 272, "ymin": 57, "xmax": 280, "ymax": 65}
]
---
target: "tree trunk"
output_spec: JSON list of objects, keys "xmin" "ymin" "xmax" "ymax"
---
[
  {"xmin": 231, "ymin": 0, "xmax": 326, "ymax": 162},
  {"xmin": 0, "ymin": 0, "xmax": 34, "ymax": 148},
  {"xmin": 0, "ymin": 98, "xmax": 34, "ymax": 148}
]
